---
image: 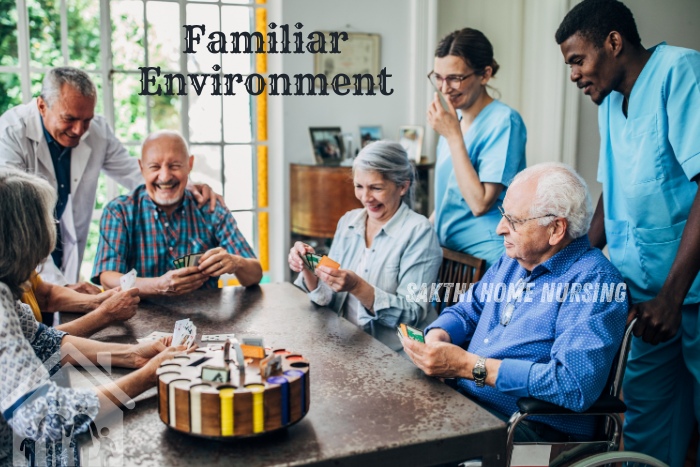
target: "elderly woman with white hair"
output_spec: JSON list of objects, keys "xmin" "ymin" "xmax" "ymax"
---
[
  {"xmin": 288, "ymin": 141, "xmax": 443, "ymax": 351},
  {"xmin": 0, "ymin": 168, "xmax": 186, "ymax": 466}
]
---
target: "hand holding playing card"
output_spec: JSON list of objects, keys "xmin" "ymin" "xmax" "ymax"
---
[
  {"xmin": 288, "ymin": 242, "xmax": 315, "ymax": 273},
  {"xmin": 198, "ymin": 247, "xmax": 240, "ymax": 277},
  {"xmin": 131, "ymin": 335, "xmax": 178, "ymax": 369},
  {"xmin": 316, "ymin": 266, "xmax": 361, "ymax": 293},
  {"xmin": 96, "ymin": 287, "xmax": 140, "ymax": 322},
  {"xmin": 157, "ymin": 267, "xmax": 207, "ymax": 295}
]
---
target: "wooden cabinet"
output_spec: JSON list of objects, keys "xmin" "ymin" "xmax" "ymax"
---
[{"xmin": 290, "ymin": 164, "xmax": 362, "ymax": 238}]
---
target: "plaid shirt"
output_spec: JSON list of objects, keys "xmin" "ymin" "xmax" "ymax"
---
[{"xmin": 92, "ymin": 185, "xmax": 255, "ymax": 289}]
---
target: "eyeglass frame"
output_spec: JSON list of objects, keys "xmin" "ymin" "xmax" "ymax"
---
[
  {"xmin": 500, "ymin": 277, "xmax": 529, "ymax": 326},
  {"xmin": 497, "ymin": 205, "xmax": 557, "ymax": 232},
  {"xmin": 427, "ymin": 70, "xmax": 477, "ymax": 90}
]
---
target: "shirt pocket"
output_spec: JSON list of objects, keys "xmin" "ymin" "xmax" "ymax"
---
[
  {"xmin": 622, "ymin": 114, "xmax": 664, "ymax": 198},
  {"xmin": 634, "ymin": 219, "xmax": 685, "ymax": 293}
]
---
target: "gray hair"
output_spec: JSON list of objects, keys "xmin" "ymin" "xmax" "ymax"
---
[
  {"xmin": 510, "ymin": 162, "xmax": 593, "ymax": 239},
  {"xmin": 40, "ymin": 67, "xmax": 97, "ymax": 108},
  {"xmin": 0, "ymin": 167, "xmax": 57, "ymax": 299},
  {"xmin": 353, "ymin": 140, "xmax": 415, "ymax": 208}
]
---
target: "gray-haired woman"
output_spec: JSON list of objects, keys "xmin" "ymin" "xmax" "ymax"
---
[
  {"xmin": 288, "ymin": 141, "xmax": 443, "ymax": 351},
  {"xmin": 0, "ymin": 167, "xmax": 186, "ymax": 466}
]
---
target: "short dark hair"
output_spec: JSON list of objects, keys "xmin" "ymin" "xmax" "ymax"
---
[
  {"xmin": 555, "ymin": 0, "xmax": 642, "ymax": 48},
  {"xmin": 435, "ymin": 28, "xmax": 499, "ymax": 77}
]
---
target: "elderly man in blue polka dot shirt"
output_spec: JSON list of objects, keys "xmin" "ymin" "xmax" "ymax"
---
[{"xmin": 403, "ymin": 162, "xmax": 627, "ymax": 442}]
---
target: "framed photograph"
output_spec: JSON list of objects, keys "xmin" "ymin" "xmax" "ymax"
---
[
  {"xmin": 309, "ymin": 127, "xmax": 344, "ymax": 165},
  {"xmin": 314, "ymin": 33, "xmax": 380, "ymax": 88},
  {"xmin": 398, "ymin": 126, "xmax": 424, "ymax": 163},
  {"xmin": 359, "ymin": 126, "xmax": 382, "ymax": 148}
]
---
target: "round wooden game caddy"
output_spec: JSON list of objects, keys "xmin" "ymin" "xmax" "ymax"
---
[{"xmin": 157, "ymin": 344, "xmax": 310, "ymax": 439}]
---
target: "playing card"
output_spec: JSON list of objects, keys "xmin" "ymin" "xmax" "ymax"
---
[
  {"xmin": 202, "ymin": 333, "xmax": 237, "ymax": 342},
  {"xmin": 173, "ymin": 318, "xmax": 192, "ymax": 346},
  {"xmin": 120, "ymin": 269, "xmax": 137, "ymax": 290},
  {"xmin": 242, "ymin": 336, "xmax": 264, "ymax": 347},
  {"xmin": 190, "ymin": 254, "xmax": 203, "ymax": 267},
  {"xmin": 136, "ymin": 331, "xmax": 172, "ymax": 343}
]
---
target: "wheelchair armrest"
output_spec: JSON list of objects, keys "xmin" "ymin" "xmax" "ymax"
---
[{"xmin": 516, "ymin": 395, "xmax": 627, "ymax": 415}]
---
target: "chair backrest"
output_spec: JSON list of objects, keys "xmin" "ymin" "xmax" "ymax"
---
[{"xmin": 435, "ymin": 248, "xmax": 486, "ymax": 314}]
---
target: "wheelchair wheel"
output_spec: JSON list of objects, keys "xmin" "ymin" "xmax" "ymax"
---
[{"xmin": 569, "ymin": 451, "xmax": 669, "ymax": 467}]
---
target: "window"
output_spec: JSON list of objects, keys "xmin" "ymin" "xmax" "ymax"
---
[{"xmin": 1, "ymin": 0, "xmax": 269, "ymax": 284}]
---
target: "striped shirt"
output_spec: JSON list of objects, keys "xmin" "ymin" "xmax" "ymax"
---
[{"xmin": 92, "ymin": 185, "xmax": 255, "ymax": 289}]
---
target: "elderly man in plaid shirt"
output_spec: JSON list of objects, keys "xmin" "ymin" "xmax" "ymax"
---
[{"xmin": 92, "ymin": 130, "xmax": 262, "ymax": 296}]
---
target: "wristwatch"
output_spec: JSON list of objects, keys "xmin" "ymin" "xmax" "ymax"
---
[{"xmin": 472, "ymin": 356, "xmax": 487, "ymax": 387}]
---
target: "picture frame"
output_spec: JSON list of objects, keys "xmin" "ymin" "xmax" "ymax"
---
[
  {"xmin": 359, "ymin": 126, "xmax": 382, "ymax": 148},
  {"xmin": 309, "ymin": 127, "xmax": 344, "ymax": 165},
  {"xmin": 398, "ymin": 126, "xmax": 424, "ymax": 163},
  {"xmin": 314, "ymin": 32, "xmax": 381, "ymax": 88}
]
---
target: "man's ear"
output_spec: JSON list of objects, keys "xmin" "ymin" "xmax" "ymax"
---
[
  {"xmin": 188, "ymin": 155, "xmax": 194, "ymax": 171},
  {"xmin": 138, "ymin": 159, "xmax": 143, "ymax": 171},
  {"xmin": 37, "ymin": 97, "xmax": 47, "ymax": 117},
  {"xmin": 548, "ymin": 218, "xmax": 569, "ymax": 246},
  {"xmin": 606, "ymin": 31, "xmax": 624, "ymax": 58}
]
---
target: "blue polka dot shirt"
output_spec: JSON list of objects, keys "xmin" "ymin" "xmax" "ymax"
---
[{"xmin": 426, "ymin": 236, "xmax": 628, "ymax": 438}]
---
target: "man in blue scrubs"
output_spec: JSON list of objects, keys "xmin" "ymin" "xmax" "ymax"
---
[{"xmin": 556, "ymin": 1, "xmax": 700, "ymax": 465}]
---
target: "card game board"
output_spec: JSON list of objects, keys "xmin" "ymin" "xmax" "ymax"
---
[{"xmin": 157, "ymin": 345, "xmax": 310, "ymax": 438}]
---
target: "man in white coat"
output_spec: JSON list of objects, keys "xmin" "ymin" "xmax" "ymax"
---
[{"xmin": 0, "ymin": 67, "xmax": 220, "ymax": 294}]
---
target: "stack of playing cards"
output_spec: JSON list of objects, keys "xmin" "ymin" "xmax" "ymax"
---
[
  {"xmin": 397, "ymin": 323, "xmax": 425, "ymax": 343},
  {"xmin": 120, "ymin": 269, "xmax": 137, "ymax": 290},
  {"xmin": 301, "ymin": 253, "xmax": 322, "ymax": 272},
  {"xmin": 173, "ymin": 253, "xmax": 203, "ymax": 269},
  {"xmin": 300, "ymin": 254, "xmax": 340, "ymax": 273},
  {"xmin": 173, "ymin": 318, "xmax": 197, "ymax": 347}
]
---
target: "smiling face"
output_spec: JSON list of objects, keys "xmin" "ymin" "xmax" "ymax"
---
[
  {"xmin": 37, "ymin": 84, "xmax": 95, "ymax": 148},
  {"xmin": 433, "ymin": 55, "xmax": 490, "ymax": 111},
  {"xmin": 139, "ymin": 133, "xmax": 193, "ymax": 214},
  {"xmin": 560, "ymin": 32, "xmax": 621, "ymax": 105},
  {"xmin": 353, "ymin": 169, "xmax": 407, "ymax": 224}
]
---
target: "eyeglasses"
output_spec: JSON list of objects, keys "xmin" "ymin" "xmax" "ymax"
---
[
  {"xmin": 498, "ymin": 206, "xmax": 556, "ymax": 232},
  {"xmin": 427, "ymin": 71, "xmax": 476, "ymax": 90},
  {"xmin": 501, "ymin": 278, "xmax": 528, "ymax": 326}
]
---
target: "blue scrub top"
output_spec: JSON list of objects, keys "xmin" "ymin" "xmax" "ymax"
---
[
  {"xmin": 434, "ymin": 99, "xmax": 526, "ymax": 267},
  {"xmin": 598, "ymin": 43, "xmax": 700, "ymax": 304}
]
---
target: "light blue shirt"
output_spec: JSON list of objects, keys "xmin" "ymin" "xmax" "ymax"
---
[
  {"xmin": 426, "ymin": 236, "xmax": 628, "ymax": 437},
  {"xmin": 598, "ymin": 43, "xmax": 700, "ymax": 304},
  {"xmin": 294, "ymin": 203, "xmax": 443, "ymax": 351},
  {"xmin": 434, "ymin": 100, "xmax": 526, "ymax": 267}
]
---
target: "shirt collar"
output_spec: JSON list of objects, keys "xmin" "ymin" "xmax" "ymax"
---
[
  {"xmin": 347, "ymin": 202, "xmax": 409, "ymax": 238},
  {"xmin": 40, "ymin": 116, "xmax": 63, "ymax": 149},
  {"xmin": 139, "ymin": 184, "xmax": 193, "ymax": 215},
  {"xmin": 530, "ymin": 235, "xmax": 591, "ymax": 278}
]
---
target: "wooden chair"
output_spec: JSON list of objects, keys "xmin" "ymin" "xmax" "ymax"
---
[{"xmin": 435, "ymin": 247, "xmax": 486, "ymax": 314}]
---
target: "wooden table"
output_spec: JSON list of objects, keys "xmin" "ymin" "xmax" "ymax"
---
[{"xmin": 63, "ymin": 283, "xmax": 506, "ymax": 467}]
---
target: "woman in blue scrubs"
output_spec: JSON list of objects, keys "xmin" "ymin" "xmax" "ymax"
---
[{"xmin": 429, "ymin": 28, "xmax": 527, "ymax": 267}]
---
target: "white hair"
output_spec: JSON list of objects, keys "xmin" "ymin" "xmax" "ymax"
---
[
  {"xmin": 510, "ymin": 162, "xmax": 593, "ymax": 239},
  {"xmin": 40, "ymin": 67, "xmax": 96, "ymax": 108}
]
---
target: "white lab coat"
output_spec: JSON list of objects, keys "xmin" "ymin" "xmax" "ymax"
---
[{"xmin": 0, "ymin": 99, "xmax": 143, "ymax": 284}]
